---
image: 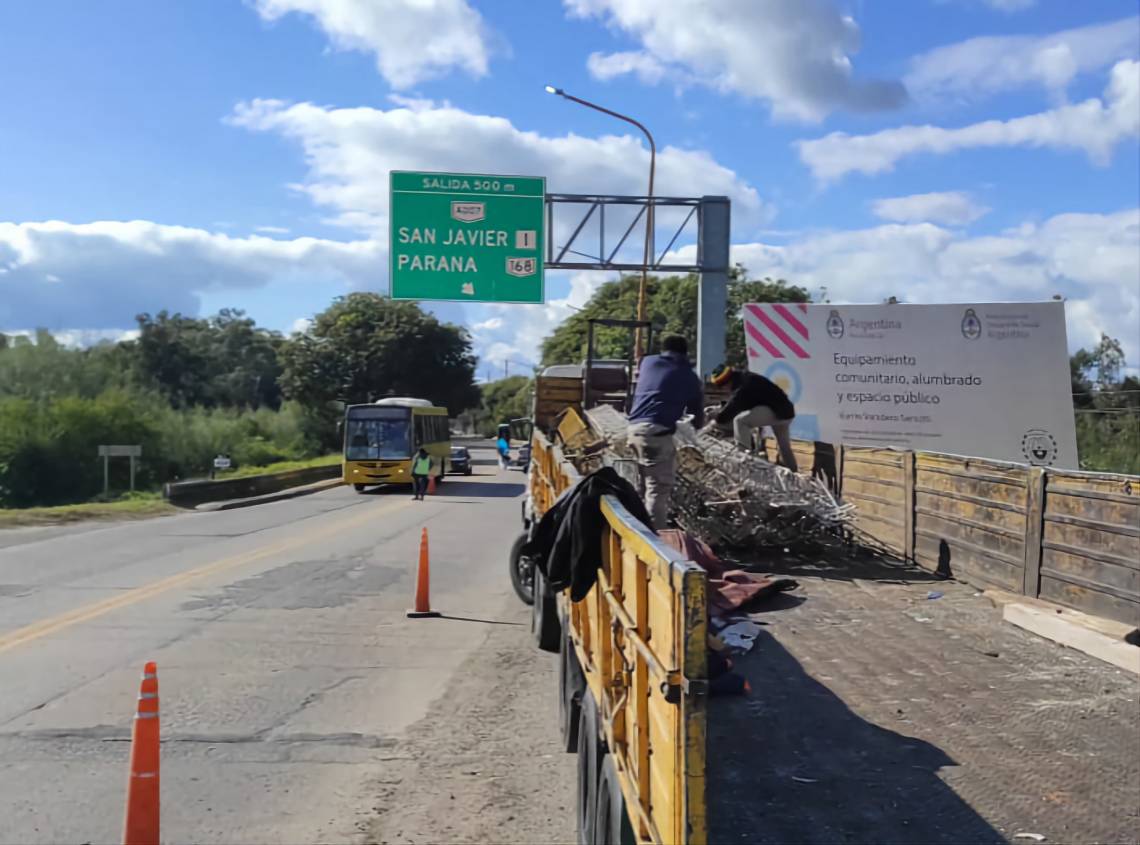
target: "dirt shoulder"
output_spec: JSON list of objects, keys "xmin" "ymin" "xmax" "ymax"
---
[
  {"xmin": 361, "ymin": 598, "xmax": 575, "ymax": 845},
  {"xmin": 0, "ymin": 496, "xmax": 177, "ymax": 528}
]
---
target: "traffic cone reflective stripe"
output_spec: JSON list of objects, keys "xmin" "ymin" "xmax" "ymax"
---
[
  {"xmin": 407, "ymin": 527, "xmax": 440, "ymax": 618},
  {"xmin": 123, "ymin": 662, "xmax": 160, "ymax": 845}
]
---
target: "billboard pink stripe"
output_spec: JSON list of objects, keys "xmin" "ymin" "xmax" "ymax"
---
[
  {"xmin": 772, "ymin": 303, "xmax": 809, "ymax": 340},
  {"xmin": 797, "ymin": 303, "xmax": 807, "ymax": 313},
  {"xmin": 745, "ymin": 318, "xmax": 784, "ymax": 358},
  {"xmin": 752, "ymin": 305, "xmax": 809, "ymax": 359}
]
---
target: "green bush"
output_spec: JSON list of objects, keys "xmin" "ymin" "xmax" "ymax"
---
[
  {"xmin": 1076, "ymin": 411, "xmax": 1140, "ymax": 475},
  {"xmin": 0, "ymin": 392, "xmax": 325, "ymax": 507}
]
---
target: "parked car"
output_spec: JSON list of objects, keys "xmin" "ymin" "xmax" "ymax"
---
[
  {"xmin": 515, "ymin": 443, "xmax": 531, "ymax": 470},
  {"xmin": 449, "ymin": 446, "xmax": 473, "ymax": 475}
]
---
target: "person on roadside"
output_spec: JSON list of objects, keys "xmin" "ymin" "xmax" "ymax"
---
[
  {"xmin": 709, "ymin": 364, "xmax": 798, "ymax": 472},
  {"xmin": 627, "ymin": 334, "xmax": 705, "ymax": 530},
  {"xmin": 496, "ymin": 433, "xmax": 511, "ymax": 470},
  {"xmin": 411, "ymin": 447, "xmax": 432, "ymax": 500}
]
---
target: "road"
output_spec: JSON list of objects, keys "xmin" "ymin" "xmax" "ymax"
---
[{"xmin": 0, "ymin": 443, "xmax": 574, "ymax": 845}]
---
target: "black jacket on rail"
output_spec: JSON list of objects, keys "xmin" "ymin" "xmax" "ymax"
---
[{"xmin": 522, "ymin": 466, "xmax": 654, "ymax": 602}]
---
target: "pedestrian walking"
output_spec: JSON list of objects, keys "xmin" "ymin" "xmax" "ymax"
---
[
  {"xmin": 496, "ymin": 434, "xmax": 511, "ymax": 470},
  {"xmin": 411, "ymin": 447, "xmax": 433, "ymax": 499},
  {"xmin": 709, "ymin": 364, "xmax": 798, "ymax": 472},
  {"xmin": 627, "ymin": 335, "xmax": 704, "ymax": 530}
]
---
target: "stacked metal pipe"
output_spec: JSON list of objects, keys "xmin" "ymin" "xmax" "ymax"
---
[{"xmin": 585, "ymin": 405, "xmax": 855, "ymax": 548}]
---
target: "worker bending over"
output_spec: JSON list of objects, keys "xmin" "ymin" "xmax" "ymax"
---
[
  {"xmin": 627, "ymin": 335, "xmax": 705, "ymax": 529},
  {"xmin": 710, "ymin": 364, "xmax": 798, "ymax": 472}
]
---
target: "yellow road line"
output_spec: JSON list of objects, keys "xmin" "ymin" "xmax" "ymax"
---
[{"xmin": 0, "ymin": 497, "xmax": 412, "ymax": 655}]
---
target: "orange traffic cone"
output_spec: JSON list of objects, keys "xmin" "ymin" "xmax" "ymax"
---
[
  {"xmin": 427, "ymin": 475, "xmax": 437, "ymax": 496},
  {"xmin": 122, "ymin": 661, "xmax": 160, "ymax": 845},
  {"xmin": 407, "ymin": 527, "xmax": 441, "ymax": 618}
]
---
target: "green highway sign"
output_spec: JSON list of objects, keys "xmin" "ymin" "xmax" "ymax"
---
[{"xmin": 389, "ymin": 170, "xmax": 546, "ymax": 303}]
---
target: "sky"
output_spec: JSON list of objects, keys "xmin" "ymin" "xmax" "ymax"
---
[{"xmin": 1, "ymin": 0, "xmax": 1138, "ymax": 375}]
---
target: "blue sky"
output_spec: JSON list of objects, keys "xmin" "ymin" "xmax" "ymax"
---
[{"xmin": 2, "ymin": 0, "xmax": 1137, "ymax": 371}]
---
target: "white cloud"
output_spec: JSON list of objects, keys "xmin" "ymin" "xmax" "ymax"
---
[
  {"xmin": 250, "ymin": 0, "xmax": 493, "ymax": 88},
  {"xmin": 0, "ymin": 220, "xmax": 380, "ymax": 330},
  {"xmin": 290, "ymin": 317, "xmax": 314, "ymax": 334},
  {"xmin": 471, "ymin": 316, "xmax": 503, "ymax": 332},
  {"xmin": 871, "ymin": 191, "xmax": 990, "ymax": 226},
  {"xmin": 565, "ymin": 0, "xmax": 906, "ymax": 122},
  {"xmin": 467, "ymin": 271, "xmax": 612, "ymax": 367},
  {"xmin": 229, "ymin": 98, "xmax": 769, "ymax": 235},
  {"xmin": 907, "ymin": 16, "xmax": 1140, "ymax": 103},
  {"xmin": 798, "ymin": 59, "xmax": 1140, "ymax": 182},
  {"xmin": 587, "ymin": 50, "xmax": 668, "ymax": 85},
  {"xmin": 255, "ymin": 225, "xmax": 291, "ymax": 234},
  {"xmin": 668, "ymin": 208, "xmax": 1140, "ymax": 364}
]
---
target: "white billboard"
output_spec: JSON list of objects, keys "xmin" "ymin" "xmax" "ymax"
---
[{"xmin": 742, "ymin": 301, "xmax": 1078, "ymax": 468}]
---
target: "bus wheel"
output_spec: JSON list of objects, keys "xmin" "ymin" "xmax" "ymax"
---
[
  {"xmin": 594, "ymin": 753, "xmax": 636, "ymax": 845},
  {"xmin": 353, "ymin": 484, "xmax": 365, "ymax": 492}
]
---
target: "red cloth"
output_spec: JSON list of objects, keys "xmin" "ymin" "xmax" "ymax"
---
[{"xmin": 657, "ymin": 529, "xmax": 795, "ymax": 614}]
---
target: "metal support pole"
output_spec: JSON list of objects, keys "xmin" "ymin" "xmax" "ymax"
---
[
  {"xmin": 103, "ymin": 455, "xmax": 109, "ymax": 496},
  {"xmin": 129, "ymin": 456, "xmax": 136, "ymax": 492},
  {"xmin": 696, "ymin": 196, "xmax": 731, "ymax": 379}
]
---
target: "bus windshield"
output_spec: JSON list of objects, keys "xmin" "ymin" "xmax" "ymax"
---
[{"xmin": 344, "ymin": 407, "xmax": 411, "ymax": 460}]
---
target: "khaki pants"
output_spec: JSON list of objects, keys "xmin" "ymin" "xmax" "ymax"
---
[
  {"xmin": 627, "ymin": 423, "xmax": 676, "ymax": 530},
  {"xmin": 733, "ymin": 406, "xmax": 798, "ymax": 472}
]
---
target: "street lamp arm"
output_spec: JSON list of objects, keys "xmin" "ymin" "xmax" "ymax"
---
[
  {"xmin": 546, "ymin": 84, "xmax": 657, "ymax": 358},
  {"xmin": 551, "ymin": 90, "xmax": 656, "ymax": 156}
]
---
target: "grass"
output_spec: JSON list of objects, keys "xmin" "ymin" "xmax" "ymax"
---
[
  {"xmin": 0, "ymin": 492, "xmax": 176, "ymax": 528},
  {"xmin": 214, "ymin": 453, "xmax": 341, "ymax": 480}
]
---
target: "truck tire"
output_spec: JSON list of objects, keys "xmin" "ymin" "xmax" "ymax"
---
[
  {"xmin": 532, "ymin": 567, "xmax": 561, "ymax": 653},
  {"xmin": 594, "ymin": 754, "xmax": 636, "ymax": 845},
  {"xmin": 509, "ymin": 532, "xmax": 535, "ymax": 606},
  {"xmin": 559, "ymin": 627, "xmax": 585, "ymax": 753},
  {"xmin": 576, "ymin": 692, "xmax": 600, "ymax": 845},
  {"xmin": 353, "ymin": 484, "xmax": 365, "ymax": 492}
]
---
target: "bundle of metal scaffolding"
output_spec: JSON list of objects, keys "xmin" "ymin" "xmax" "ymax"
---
[{"xmin": 584, "ymin": 405, "xmax": 855, "ymax": 548}]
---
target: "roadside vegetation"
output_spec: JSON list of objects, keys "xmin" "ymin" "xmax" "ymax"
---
[
  {"xmin": 0, "ymin": 294, "xmax": 477, "ymax": 508},
  {"xmin": 1070, "ymin": 334, "xmax": 1140, "ymax": 474},
  {"xmin": 0, "ymin": 492, "xmax": 175, "ymax": 528},
  {"xmin": 3, "ymin": 279, "xmax": 1135, "ymax": 512}
]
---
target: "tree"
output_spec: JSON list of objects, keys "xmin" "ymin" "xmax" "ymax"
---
[
  {"xmin": 280, "ymin": 293, "xmax": 480, "ymax": 417},
  {"xmin": 540, "ymin": 267, "xmax": 810, "ymax": 368},
  {"xmin": 457, "ymin": 376, "xmax": 533, "ymax": 436},
  {"xmin": 132, "ymin": 309, "xmax": 283, "ymax": 409},
  {"xmin": 0, "ymin": 330, "xmax": 134, "ymax": 400}
]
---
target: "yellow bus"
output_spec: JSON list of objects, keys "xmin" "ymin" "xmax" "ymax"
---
[{"xmin": 342, "ymin": 398, "xmax": 451, "ymax": 492}]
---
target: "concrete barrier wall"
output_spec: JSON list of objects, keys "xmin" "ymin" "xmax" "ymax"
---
[{"xmin": 164, "ymin": 464, "xmax": 341, "ymax": 507}]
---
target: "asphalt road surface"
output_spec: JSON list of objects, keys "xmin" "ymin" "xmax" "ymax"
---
[{"xmin": 0, "ymin": 443, "xmax": 574, "ymax": 845}]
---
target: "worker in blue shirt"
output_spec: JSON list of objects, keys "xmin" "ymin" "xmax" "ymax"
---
[{"xmin": 627, "ymin": 335, "xmax": 705, "ymax": 529}]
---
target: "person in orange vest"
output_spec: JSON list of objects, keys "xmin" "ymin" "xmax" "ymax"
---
[{"xmin": 411, "ymin": 448, "xmax": 433, "ymax": 500}]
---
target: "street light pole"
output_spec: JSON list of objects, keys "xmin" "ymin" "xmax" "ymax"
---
[{"xmin": 545, "ymin": 86, "xmax": 656, "ymax": 358}]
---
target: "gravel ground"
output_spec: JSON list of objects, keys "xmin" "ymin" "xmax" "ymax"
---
[
  {"xmin": 709, "ymin": 548, "xmax": 1140, "ymax": 845},
  {"xmin": 362, "ymin": 597, "xmax": 575, "ymax": 845}
]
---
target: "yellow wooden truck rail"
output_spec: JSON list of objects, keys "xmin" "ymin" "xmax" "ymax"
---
[{"xmin": 529, "ymin": 430, "xmax": 709, "ymax": 845}]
